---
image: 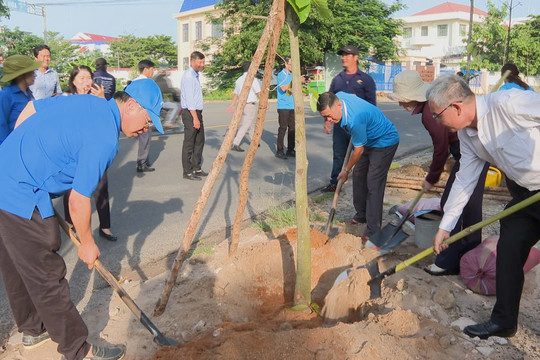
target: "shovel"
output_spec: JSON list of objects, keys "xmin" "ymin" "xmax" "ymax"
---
[
  {"xmin": 325, "ymin": 139, "xmax": 354, "ymax": 236},
  {"xmin": 54, "ymin": 211, "xmax": 178, "ymax": 347},
  {"xmin": 339, "ymin": 190, "xmax": 540, "ymax": 299},
  {"xmin": 366, "ymin": 188, "xmax": 425, "ymax": 251}
]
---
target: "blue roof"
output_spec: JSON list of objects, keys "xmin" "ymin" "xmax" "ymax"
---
[{"xmin": 180, "ymin": 0, "xmax": 219, "ymax": 12}]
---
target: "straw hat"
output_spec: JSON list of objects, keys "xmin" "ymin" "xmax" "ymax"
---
[
  {"xmin": 1, "ymin": 55, "xmax": 42, "ymax": 82},
  {"xmin": 387, "ymin": 70, "xmax": 430, "ymax": 103}
]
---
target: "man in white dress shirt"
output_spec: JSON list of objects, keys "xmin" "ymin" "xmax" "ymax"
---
[
  {"xmin": 427, "ymin": 74, "xmax": 540, "ymax": 340},
  {"xmin": 227, "ymin": 61, "xmax": 261, "ymax": 152}
]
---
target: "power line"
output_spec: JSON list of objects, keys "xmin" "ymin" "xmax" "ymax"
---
[{"xmin": 31, "ymin": 0, "xmax": 178, "ymax": 6}]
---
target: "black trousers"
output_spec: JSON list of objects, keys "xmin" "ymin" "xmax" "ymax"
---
[
  {"xmin": 0, "ymin": 208, "xmax": 91, "ymax": 360},
  {"xmin": 63, "ymin": 171, "xmax": 111, "ymax": 229},
  {"xmin": 491, "ymin": 179, "xmax": 540, "ymax": 328},
  {"xmin": 436, "ymin": 161, "xmax": 489, "ymax": 271},
  {"xmin": 352, "ymin": 143, "xmax": 399, "ymax": 236},
  {"xmin": 330, "ymin": 124, "xmax": 351, "ymax": 186},
  {"xmin": 181, "ymin": 109, "xmax": 205, "ymax": 174},
  {"xmin": 277, "ymin": 109, "xmax": 295, "ymax": 153}
]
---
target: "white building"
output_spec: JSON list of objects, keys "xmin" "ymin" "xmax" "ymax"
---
[
  {"xmin": 70, "ymin": 32, "xmax": 121, "ymax": 55},
  {"xmin": 395, "ymin": 2, "xmax": 488, "ymax": 67}
]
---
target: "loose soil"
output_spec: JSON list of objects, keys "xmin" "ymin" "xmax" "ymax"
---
[{"xmin": 2, "ymin": 152, "xmax": 539, "ymax": 360}]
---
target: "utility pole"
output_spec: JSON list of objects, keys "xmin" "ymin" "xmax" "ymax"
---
[
  {"xmin": 465, "ymin": 0, "xmax": 474, "ymax": 83},
  {"xmin": 42, "ymin": 5, "xmax": 47, "ymax": 43},
  {"xmin": 504, "ymin": 0, "xmax": 521, "ymax": 64},
  {"xmin": 6, "ymin": 0, "xmax": 46, "ymax": 41}
]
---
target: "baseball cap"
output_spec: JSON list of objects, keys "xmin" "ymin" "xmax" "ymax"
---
[
  {"xmin": 124, "ymin": 78, "xmax": 164, "ymax": 134},
  {"xmin": 337, "ymin": 45, "xmax": 359, "ymax": 56},
  {"xmin": 95, "ymin": 58, "xmax": 108, "ymax": 66}
]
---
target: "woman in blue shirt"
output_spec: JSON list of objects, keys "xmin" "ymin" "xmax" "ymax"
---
[
  {"xmin": 0, "ymin": 55, "xmax": 41, "ymax": 144},
  {"xmin": 499, "ymin": 63, "xmax": 535, "ymax": 92},
  {"xmin": 62, "ymin": 65, "xmax": 117, "ymax": 242}
]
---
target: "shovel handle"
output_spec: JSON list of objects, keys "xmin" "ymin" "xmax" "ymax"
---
[{"xmin": 374, "ymin": 190, "xmax": 540, "ymax": 280}]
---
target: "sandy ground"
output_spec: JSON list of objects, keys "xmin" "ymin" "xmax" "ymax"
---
[{"xmin": 1, "ymin": 152, "xmax": 539, "ymax": 360}]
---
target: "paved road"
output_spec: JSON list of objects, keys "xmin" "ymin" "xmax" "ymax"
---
[{"xmin": 0, "ymin": 100, "xmax": 432, "ymax": 340}]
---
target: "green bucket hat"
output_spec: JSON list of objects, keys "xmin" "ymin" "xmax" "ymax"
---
[{"xmin": 1, "ymin": 55, "xmax": 42, "ymax": 82}]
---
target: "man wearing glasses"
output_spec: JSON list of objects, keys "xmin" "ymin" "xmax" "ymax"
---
[
  {"xmin": 428, "ymin": 74, "xmax": 540, "ymax": 340},
  {"xmin": 0, "ymin": 79, "xmax": 163, "ymax": 360},
  {"xmin": 317, "ymin": 91, "xmax": 399, "ymax": 240}
]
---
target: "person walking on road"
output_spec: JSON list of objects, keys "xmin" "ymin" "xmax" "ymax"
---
[
  {"xmin": 0, "ymin": 78, "xmax": 163, "ymax": 360},
  {"xmin": 133, "ymin": 59, "xmax": 157, "ymax": 173},
  {"xmin": 321, "ymin": 45, "xmax": 376, "ymax": 195},
  {"xmin": 29, "ymin": 45, "xmax": 61, "ymax": 99},
  {"xmin": 388, "ymin": 70, "xmax": 488, "ymax": 276},
  {"xmin": 227, "ymin": 61, "xmax": 261, "ymax": 152},
  {"xmin": 181, "ymin": 51, "xmax": 207, "ymax": 181},
  {"xmin": 317, "ymin": 91, "xmax": 399, "ymax": 239},
  {"xmin": 428, "ymin": 74, "xmax": 540, "ymax": 340}
]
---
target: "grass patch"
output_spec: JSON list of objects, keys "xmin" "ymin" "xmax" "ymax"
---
[
  {"xmin": 254, "ymin": 205, "xmax": 333, "ymax": 232},
  {"xmin": 204, "ymin": 89, "xmax": 234, "ymax": 101},
  {"xmin": 192, "ymin": 243, "xmax": 215, "ymax": 256},
  {"xmin": 313, "ymin": 192, "xmax": 334, "ymax": 203},
  {"xmin": 389, "ymin": 161, "xmax": 401, "ymax": 170}
]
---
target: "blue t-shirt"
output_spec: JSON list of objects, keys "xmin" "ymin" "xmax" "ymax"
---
[
  {"xmin": 499, "ymin": 82, "xmax": 535, "ymax": 92},
  {"xmin": 276, "ymin": 68, "xmax": 294, "ymax": 110},
  {"xmin": 0, "ymin": 84, "xmax": 34, "ymax": 145},
  {"xmin": 337, "ymin": 91, "xmax": 399, "ymax": 148},
  {"xmin": 0, "ymin": 95, "xmax": 121, "ymax": 219}
]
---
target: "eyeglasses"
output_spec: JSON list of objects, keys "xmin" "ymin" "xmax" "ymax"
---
[{"xmin": 432, "ymin": 101, "xmax": 462, "ymax": 121}]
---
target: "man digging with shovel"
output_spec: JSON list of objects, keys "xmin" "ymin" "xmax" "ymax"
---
[
  {"xmin": 317, "ymin": 91, "xmax": 399, "ymax": 241},
  {"xmin": 0, "ymin": 79, "xmax": 163, "ymax": 360},
  {"xmin": 428, "ymin": 74, "xmax": 540, "ymax": 339}
]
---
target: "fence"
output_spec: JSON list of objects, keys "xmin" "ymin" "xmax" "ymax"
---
[{"xmin": 366, "ymin": 64, "xmax": 402, "ymax": 92}]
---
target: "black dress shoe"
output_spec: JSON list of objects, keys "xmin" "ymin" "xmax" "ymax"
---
[
  {"xmin": 137, "ymin": 164, "xmax": 155, "ymax": 172},
  {"xmin": 286, "ymin": 150, "xmax": 296, "ymax": 157},
  {"xmin": 463, "ymin": 320, "xmax": 517, "ymax": 339},
  {"xmin": 275, "ymin": 151, "xmax": 287, "ymax": 159},
  {"xmin": 183, "ymin": 172, "xmax": 202, "ymax": 181},
  {"xmin": 231, "ymin": 145, "xmax": 244, "ymax": 152},
  {"xmin": 99, "ymin": 229, "xmax": 118, "ymax": 242},
  {"xmin": 423, "ymin": 266, "xmax": 460, "ymax": 276},
  {"xmin": 194, "ymin": 170, "xmax": 208, "ymax": 177}
]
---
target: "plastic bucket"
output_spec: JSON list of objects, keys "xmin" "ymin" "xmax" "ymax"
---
[{"xmin": 414, "ymin": 210, "xmax": 442, "ymax": 249}]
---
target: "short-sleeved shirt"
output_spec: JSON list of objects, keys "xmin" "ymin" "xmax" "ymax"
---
[
  {"xmin": 336, "ymin": 91, "xmax": 399, "ymax": 148},
  {"xmin": 330, "ymin": 69, "xmax": 377, "ymax": 105},
  {"xmin": 233, "ymin": 72, "xmax": 261, "ymax": 103},
  {"xmin": 0, "ymin": 84, "xmax": 34, "ymax": 145},
  {"xmin": 93, "ymin": 69, "xmax": 117, "ymax": 100},
  {"xmin": 0, "ymin": 95, "xmax": 121, "ymax": 220},
  {"xmin": 29, "ymin": 68, "xmax": 61, "ymax": 100},
  {"xmin": 181, "ymin": 67, "xmax": 203, "ymax": 111},
  {"xmin": 276, "ymin": 69, "xmax": 294, "ymax": 110}
]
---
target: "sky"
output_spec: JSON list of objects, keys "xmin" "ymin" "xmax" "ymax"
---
[{"xmin": 0, "ymin": 0, "xmax": 538, "ymax": 43}]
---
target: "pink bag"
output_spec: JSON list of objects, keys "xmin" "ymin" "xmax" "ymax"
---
[{"xmin": 460, "ymin": 235, "xmax": 540, "ymax": 295}]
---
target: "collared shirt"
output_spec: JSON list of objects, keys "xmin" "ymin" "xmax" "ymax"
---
[
  {"xmin": 180, "ymin": 67, "xmax": 203, "ymax": 110},
  {"xmin": 0, "ymin": 95, "xmax": 121, "ymax": 220},
  {"xmin": 276, "ymin": 68, "xmax": 294, "ymax": 110},
  {"xmin": 29, "ymin": 68, "xmax": 61, "ymax": 100},
  {"xmin": 0, "ymin": 84, "xmax": 34, "ymax": 145},
  {"xmin": 440, "ymin": 89, "xmax": 540, "ymax": 231},
  {"xmin": 234, "ymin": 72, "xmax": 261, "ymax": 103},
  {"xmin": 336, "ymin": 91, "xmax": 399, "ymax": 148},
  {"xmin": 93, "ymin": 69, "xmax": 116, "ymax": 100},
  {"xmin": 413, "ymin": 101, "xmax": 459, "ymax": 185},
  {"xmin": 330, "ymin": 69, "xmax": 377, "ymax": 105}
]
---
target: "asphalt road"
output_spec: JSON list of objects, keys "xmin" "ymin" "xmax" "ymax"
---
[{"xmin": 0, "ymin": 100, "xmax": 432, "ymax": 341}]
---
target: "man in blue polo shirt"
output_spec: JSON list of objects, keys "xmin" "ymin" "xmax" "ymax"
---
[
  {"xmin": 0, "ymin": 79, "xmax": 163, "ymax": 360},
  {"xmin": 317, "ymin": 91, "xmax": 399, "ymax": 238}
]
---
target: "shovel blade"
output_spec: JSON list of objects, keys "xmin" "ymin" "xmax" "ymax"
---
[
  {"xmin": 365, "ymin": 261, "xmax": 381, "ymax": 299},
  {"xmin": 367, "ymin": 223, "xmax": 408, "ymax": 249}
]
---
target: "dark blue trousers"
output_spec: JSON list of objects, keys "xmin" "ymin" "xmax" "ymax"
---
[{"xmin": 330, "ymin": 123, "xmax": 351, "ymax": 185}]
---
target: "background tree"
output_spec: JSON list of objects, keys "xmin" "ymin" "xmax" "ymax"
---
[
  {"xmin": 109, "ymin": 34, "xmax": 177, "ymax": 68},
  {"xmin": 507, "ymin": 15, "xmax": 540, "ymax": 75},
  {"xmin": 46, "ymin": 31, "xmax": 79, "ymax": 75},
  {"xmin": 207, "ymin": 0, "xmax": 403, "ymax": 90},
  {"xmin": 0, "ymin": 27, "xmax": 43, "ymax": 57},
  {"xmin": 0, "ymin": 0, "xmax": 9, "ymax": 19}
]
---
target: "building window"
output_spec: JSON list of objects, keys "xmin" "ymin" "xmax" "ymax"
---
[
  {"xmin": 460, "ymin": 24, "xmax": 467, "ymax": 36},
  {"xmin": 195, "ymin": 21, "xmax": 203, "ymax": 40},
  {"xmin": 403, "ymin": 27, "xmax": 412, "ymax": 39},
  {"xmin": 182, "ymin": 24, "xmax": 189, "ymax": 43},
  {"xmin": 183, "ymin": 57, "xmax": 189, "ymax": 71},
  {"xmin": 212, "ymin": 22, "xmax": 223, "ymax": 38},
  {"xmin": 437, "ymin": 24, "xmax": 448, "ymax": 37},
  {"xmin": 421, "ymin": 26, "xmax": 428, "ymax": 36}
]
